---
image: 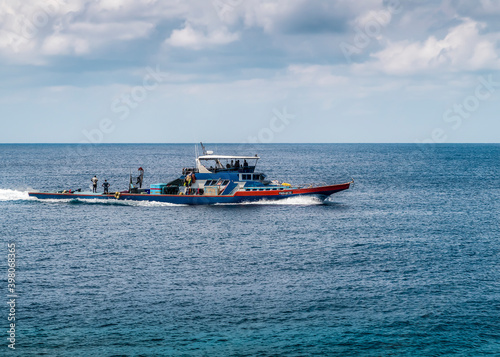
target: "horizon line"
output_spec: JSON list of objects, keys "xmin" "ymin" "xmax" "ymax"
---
[{"xmin": 0, "ymin": 142, "xmax": 499, "ymax": 145}]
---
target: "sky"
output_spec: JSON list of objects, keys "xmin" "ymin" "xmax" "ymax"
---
[{"xmin": 1, "ymin": 0, "xmax": 499, "ymax": 143}]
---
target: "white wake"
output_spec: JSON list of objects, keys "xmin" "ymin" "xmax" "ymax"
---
[
  {"xmin": 0, "ymin": 189, "xmax": 31, "ymax": 201},
  {"xmin": 36, "ymin": 197, "xmax": 186, "ymax": 207},
  {"xmin": 0, "ymin": 189, "xmax": 328, "ymax": 206},
  {"xmin": 217, "ymin": 195, "xmax": 325, "ymax": 206}
]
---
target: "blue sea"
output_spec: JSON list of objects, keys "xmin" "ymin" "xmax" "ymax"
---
[{"xmin": 1, "ymin": 143, "xmax": 499, "ymax": 356}]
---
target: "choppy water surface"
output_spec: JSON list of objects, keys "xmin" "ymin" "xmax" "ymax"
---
[{"xmin": 1, "ymin": 144, "xmax": 499, "ymax": 356}]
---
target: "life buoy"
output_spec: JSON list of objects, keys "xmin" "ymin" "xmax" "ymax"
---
[{"xmin": 114, "ymin": 192, "xmax": 121, "ymax": 199}]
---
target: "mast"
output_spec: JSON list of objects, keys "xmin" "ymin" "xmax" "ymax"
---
[{"xmin": 200, "ymin": 142, "xmax": 207, "ymax": 155}]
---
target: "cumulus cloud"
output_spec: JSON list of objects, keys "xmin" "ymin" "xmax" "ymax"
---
[
  {"xmin": 165, "ymin": 23, "xmax": 239, "ymax": 49},
  {"xmin": 358, "ymin": 18, "xmax": 500, "ymax": 75},
  {"xmin": 0, "ymin": 0, "xmax": 176, "ymax": 62},
  {"xmin": 2, "ymin": 0, "xmax": 500, "ymax": 80},
  {"xmin": 41, "ymin": 21, "xmax": 153, "ymax": 56}
]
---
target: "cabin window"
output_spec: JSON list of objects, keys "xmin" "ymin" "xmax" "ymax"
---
[{"xmin": 222, "ymin": 180, "xmax": 230, "ymax": 185}]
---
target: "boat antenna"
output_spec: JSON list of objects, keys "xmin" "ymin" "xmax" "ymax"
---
[
  {"xmin": 129, "ymin": 168, "xmax": 132, "ymax": 191},
  {"xmin": 200, "ymin": 142, "xmax": 207, "ymax": 155}
]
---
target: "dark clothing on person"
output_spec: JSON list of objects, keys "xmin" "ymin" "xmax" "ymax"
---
[
  {"xmin": 137, "ymin": 168, "xmax": 144, "ymax": 188},
  {"xmin": 102, "ymin": 181, "xmax": 110, "ymax": 194}
]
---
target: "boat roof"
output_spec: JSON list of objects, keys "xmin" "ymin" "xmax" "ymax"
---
[{"xmin": 198, "ymin": 155, "xmax": 259, "ymax": 160}]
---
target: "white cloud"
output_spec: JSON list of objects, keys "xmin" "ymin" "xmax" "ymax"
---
[
  {"xmin": 40, "ymin": 21, "xmax": 154, "ymax": 55},
  {"xmin": 165, "ymin": 23, "xmax": 239, "ymax": 50},
  {"xmin": 241, "ymin": 1, "xmax": 283, "ymax": 33},
  {"xmin": 358, "ymin": 18, "xmax": 500, "ymax": 75},
  {"xmin": 42, "ymin": 34, "xmax": 89, "ymax": 55},
  {"xmin": 0, "ymin": 0, "xmax": 170, "ymax": 62}
]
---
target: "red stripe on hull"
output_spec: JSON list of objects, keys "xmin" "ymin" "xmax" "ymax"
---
[
  {"xmin": 28, "ymin": 182, "xmax": 351, "ymax": 201},
  {"xmin": 234, "ymin": 182, "xmax": 351, "ymax": 197}
]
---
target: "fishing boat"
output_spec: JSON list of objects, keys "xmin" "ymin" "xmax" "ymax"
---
[{"xmin": 29, "ymin": 144, "xmax": 352, "ymax": 205}]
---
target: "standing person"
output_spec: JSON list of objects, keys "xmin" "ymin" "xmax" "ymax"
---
[
  {"xmin": 91, "ymin": 175, "xmax": 98, "ymax": 193},
  {"xmin": 102, "ymin": 180, "xmax": 110, "ymax": 194},
  {"xmin": 136, "ymin": 167, "xmax": 144, "ymax": 188}
]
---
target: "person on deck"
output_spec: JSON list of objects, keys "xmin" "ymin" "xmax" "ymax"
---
[
  {"xmin": 102, "ymin": 180, "xmax": 110, "ymax": 194},
  {"xmin": 243, "ymin": 160, "xmax": 248, "ymax": 168},
  {"xmin": 91, "ymin": 175, "xmax": 98, "ymax": 193},
  {"xmin": 136, "ymin": 167, "xmax": 144, "ymax": 188}
]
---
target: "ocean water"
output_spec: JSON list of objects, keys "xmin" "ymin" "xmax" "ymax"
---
[{"xmin": 1, "ymin": 143, "xmax": 499, "ymax": 356}]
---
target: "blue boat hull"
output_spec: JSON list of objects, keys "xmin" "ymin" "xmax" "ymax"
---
[{"xmin": 28, "ymin": 182, "xmax": 351, "ymax": 205}]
